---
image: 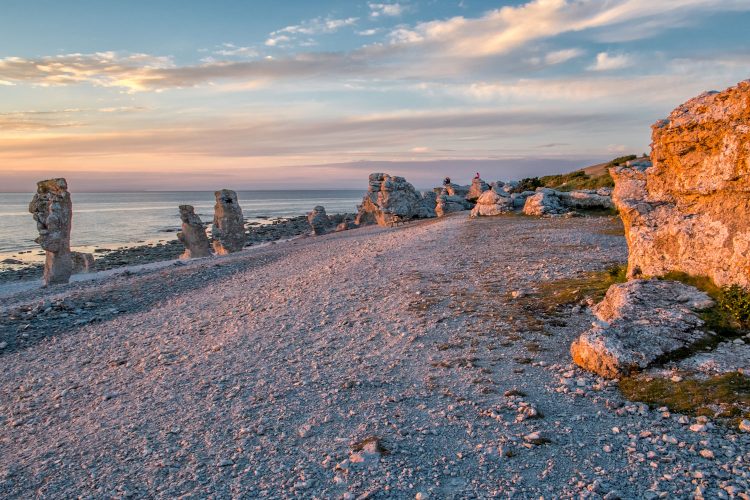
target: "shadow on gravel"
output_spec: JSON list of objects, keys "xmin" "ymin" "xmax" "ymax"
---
[{"xmin": 0, "ymin": 251, "xmax": 285, "ymax": 356}]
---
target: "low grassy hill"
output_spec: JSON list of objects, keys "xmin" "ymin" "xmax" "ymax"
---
[{"xmin": 513, "ymin": 155, "xmax": 646, "ymax": 192}]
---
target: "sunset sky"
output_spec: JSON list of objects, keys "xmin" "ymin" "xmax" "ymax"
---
[{"xmin": 1, "ymin": 0, "xmax": 749, "ymax": 191}]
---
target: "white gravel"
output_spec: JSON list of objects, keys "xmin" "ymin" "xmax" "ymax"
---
[{"xmin": 1, "ymin": 214, "xmax": 749, "ymax": 498}]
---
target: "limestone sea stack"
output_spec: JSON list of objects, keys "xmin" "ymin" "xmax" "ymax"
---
[
  {"xmin": 611, "ymin": 80, "xmax": 750, "ymax": 287},
  {"xmin": 177, "ymin": 205, "xmax": 212, "ymax": 259},
  {"xmin": 466, "ymin": 177, "xmax": 490, "ymax": 203},
  {"xmin": 355, "ymin": 173, "xmax": 435, "ymax": 226},
  {"xmin": 212, "ymin": 189, "xmax": 246, "ymax": 255},
  {"xmin": 307, "ymin": 205, "xmax": 331, "ymax": 235},
  {"xmin": 28, "ymin": 178, "xmax": 73, "ymax": 286},
  {"xmin": 71, "ymin": 251, "xmax": 96, "ymax": 274}
]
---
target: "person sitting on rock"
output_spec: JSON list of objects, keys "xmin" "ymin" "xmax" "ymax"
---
[
  {"xmin": 474, "ymin": 172, "xmax": 481, "ymax": 179},
  {"xmin": 443, "ymin": 176, "xmax": 451, "ymax": 186}
]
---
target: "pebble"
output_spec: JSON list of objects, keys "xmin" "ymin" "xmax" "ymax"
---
[
  {"xmin": 699, "ymin": 449, "xmax": 715, "ymax": 459},
  {"xmin": 739, "ymin": 420, "xmax": 750, "ymax": 433}
]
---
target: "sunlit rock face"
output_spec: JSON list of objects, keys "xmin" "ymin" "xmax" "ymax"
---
[
  {"xmin": 71, "ymin": 251, "xmax": 96, "ymax": 273},
  {"xmin": 307, "ymin": 205, "xmax": 331, "ymax": 235},
  {"xmin": 466, "ymin": 177, "xmax": 490, "ymax": 203},
  {"xmin": 212, "ymin": 189, "xmax": 246, "ymax": 255},
  {"xmin": 28, "ymin": 178, "xmax": 73, "ymax": 286},
  {"xmin": 355, "ymin": 173, "xmax": 435, "ymax": 226},
  {"xmin": 571, "ymin": 280, "xmax": 714, "ymax": 378},
  {"xmin": 177, "ymin": 205, "xmax": 212, "ymax": 259},
  {"xmin": 470, "ymin": 190, "xmax": 513, "ymax": 217},
  {"xmin": 612, "ymin": 80, "xmax": 750, "ymax": 287}
]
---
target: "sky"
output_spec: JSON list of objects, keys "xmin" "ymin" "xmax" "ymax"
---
[{"xmin": 1, "ymin": 0, "xmax": 749, "ymax": 191}]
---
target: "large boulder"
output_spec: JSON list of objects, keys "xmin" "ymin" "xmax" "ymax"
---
[
  {"xmin": 307, "ymin": 205, "xmax": 331, "ymax": 235},
  {"xmin": 523, "ymin": 189, "xmax": 565, "ymax": 216},
  {"xmin": 436, "ymin": 194, "xmax": 471, "ymax": 217},
  {"xmin": 355, "ymin": 173, "xmax": 435, "ymax": 226},
  {"xmin": 28, "ymin": 178, "xmax": 73, "ymax": 286},
  {"xmin": 212, "ymin": 189, "xmax": 246, "ymax": 255},
  {"xmin": 177, "ymin": 205, "xmax": 212, "ymax": 259},
  {"xmin": 612, "ymin": 80, "xmax": 750, "ymax": 287},
  {"xmin": 570, "ymin": 280, "xmax": 714, "ymax": 378},
  {"xmin": 466, "ymin": 177, "xmax": 490, "ymax": 202},
  {"xmin": 523, "ymin": 188, "xmax": 613, "ymax": 216},
  {"xmin": 470, "ymin": 190, "xmax": 513, "ymax": 217}
]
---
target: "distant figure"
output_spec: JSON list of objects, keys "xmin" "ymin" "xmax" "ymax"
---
[
  {"xmin": 474, "ymin": 172, "xmax": 481, "ymax": 179},
  {"xmin": 443, "ymin": 176, "xmax": 451, "ymax": 185}
]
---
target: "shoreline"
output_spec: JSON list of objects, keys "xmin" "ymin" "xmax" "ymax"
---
[{"xmin": 0, "ymin": 214, "xmax": 353, "ymax": 285}]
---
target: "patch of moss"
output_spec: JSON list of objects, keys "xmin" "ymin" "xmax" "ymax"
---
[
  {"xmin": 531, "ymin": 264, "xmax": 627, "ymax": 312},
  {"xmin": 619, "ymin": 372, "xmax": 750, "ymax": 421}
]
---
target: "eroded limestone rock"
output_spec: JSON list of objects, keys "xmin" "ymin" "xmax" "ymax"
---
[
  {"xmin": 29, "ymin": 178, "xmax": 73, "ymax": 285},
  {"xmin": 71, "ymin": 251, "xmax": 95, "ymax": 274},
  {"xmin": 612, "ymin": 80, "xmax": 750, "ymax": 287},
  {"xmin": 571, "ymin": 280, "xmax": 714, "ymax": 378},
  {"xmin": 212, "ymin": 190, "xmax": 246, "ymax": 255},
  {"xmin": 177, "ymin": 205, "xmax": 211, "ymax": 259},
  {"xmin": 523, "ymin": 188, "xmax": 613, "ymax": 216},
  {"xmin": 355, "ymin": 173, "xmax": 435, "ymax": 226},
  {"xmin": 308, "ymin": 205, "xmax": 331, "ymax": 235},
  {"xmin": 436, "ymin": 194, "xmax": 471, "ymax": 217},
  {"xmin": 466, "ymin": 177, "xmax": 490, "ymax": 202},
  {"xmin": 675, "ymin": 341, "xmax": 750, "ymax": 377},
  {"xmin": 470, "ymin": 190, "xmax": 513, "ymax": 217}
]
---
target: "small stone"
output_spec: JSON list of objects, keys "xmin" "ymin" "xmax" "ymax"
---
[
  {"xmin": 218, "ymin": 459, "xmax": 234, "ymax": 467},
  {"xmin": 690, "ymin": 424, "xmax": 707, "ymax": 433},
  {"xmin": 671, "ymin": 375, "xmax": 683, "ymax": 382},
  {"xmin": 739, "ymin": 419, "xmax": 750, "ymax": 433},
  {"xmin": 0, "ymin": 342, "xmax": 7, "ymax": 349},
  {"xmin": 603, "ymin": 445, "xmax": 613, "ymax": 453},
  {"xmin": 415, "ymin": 493, "xmax": 428, "ymax": 500},
  {"xmin": 524, "ymin": 431, "xmax": 550, "ymax": 445},
  {"xmin": 699, "ymin": 449, "xmax": 714, "ymax": 459}
]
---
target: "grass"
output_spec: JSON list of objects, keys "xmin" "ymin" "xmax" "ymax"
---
[
  {"xmin": 530, "ymin": 264, "xmax": 627, "ymax": 312},
  {"xmin": 660, "ymin": 272, "xmax": 750, "ymax": 335},
  {"xmin": 620, "ymin": 372, "xmax": 750, "ymax": 421}
]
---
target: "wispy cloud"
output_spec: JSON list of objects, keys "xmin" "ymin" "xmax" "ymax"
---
[
  {"xmin": 213, "ymin": 43, "xmax": 259, "ymax": 58},
  {"xmin": 368, "ymin": 3, "xmax": 404, "ymax": 18},
  {"xmin": 588, "ymin": 52, "xmax": 633, "ymax": 71},
  {"xmin": 265, "ymin": 16, "xmax": 358, "ymax": 47}
]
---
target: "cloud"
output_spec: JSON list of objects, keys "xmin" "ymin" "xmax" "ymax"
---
[
  {"xmin": 544, "ymin": 48, "xmax": 584, "ymax": 65},
  {"xmin": 357, "ymin": 28, "xmax": 382, "ymax": 36},
  {"xmin": 214, "ymin": 43, "xmax": 259, "ymax": 58},
  {"xmin": 369, "ymin": 3, "xmax": 404, "ymax": 18},
  {"xmin": 388, "ymin": 0, "xmax": 750, "ymax": 57},
  {"xmin": 588, "ymin": 52, "xmax": 633, "ymax": 71},
  {"xmin": 0, "ymin": 51, "xmax": 369, "ymax": 91},
  {"xmin": 265, "ymin": 16, "xmax": 358, "ymax": 47}
]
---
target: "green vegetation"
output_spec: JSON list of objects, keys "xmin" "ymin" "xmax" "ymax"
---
[
  {"xmin": 660, "ymin": 272, "xmax": 750, "ymax": 334},
  {"xmin": 620, "ymin": 372, "xmax": 750, "ymax": 420},
  {"xmin": 529, "ymin": 264, "xmax": 627, "ymax": 312}
]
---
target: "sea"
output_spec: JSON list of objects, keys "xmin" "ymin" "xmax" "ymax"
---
[{"xmin": 0, "ymin": 190, "xmax": 363, "ymax": 263}]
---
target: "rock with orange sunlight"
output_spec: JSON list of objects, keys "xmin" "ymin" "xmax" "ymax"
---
[
  {"xmin": 211, "ymin": 190, "xmax": 246, "ymax": 255},
  {"xmin": 355, "ymin": 173, "xmax": 435, "ymax": 226},
  {"xmin": 177, "ymin": 205, "xmax": 212, "ymax": 259},
  {"xmin": 28, "ymin": 178, "xmax": 73, "ymax": 286},
  {"xmin": 612, "ymin": 80, "xmax": 750, "ymax": 287},
  {"xmin": 466, "ymin": 177, "xmax": 490, "ymax": 202},
  {"xmin": 470, "ymin": 189, "xmax": 513, "ymax": 217}
]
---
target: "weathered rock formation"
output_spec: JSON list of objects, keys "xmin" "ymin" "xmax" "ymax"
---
[
  {"xmin": 307, "ymin": 205, "xmax": 331, "ymax": 235},
  {"xmin": 212, "ymin": 189, "xmax": 246, "ymax": 255},
  {"xmin": 71, "ymin": 251, "xmax": 95, "ymax": 274},
  {"xmin": 436, "ymin": 194, "xmax": 471, "ymax": 217},
  {"xmin": 466, "ymin": 178, "xmax": 490, "ymax": 202},
  {"xmin": 570, "ymin": 280, "xmax": 714, "ymax": 378},
  {"xmin": 177, "ymin": 205, "xmax": 211, "ymax": 259},
  {"xmin": 611, "ymin": 80, "xmax": 750, "ymax": 287},
  {"xmin": 29, "ymin": 178, "xmax": 73, "ymax": 285},
  {"xmin": 523, "ymin": 188, "xmax": 614, "ymax": 216},
  {"xmin": 355, "ymin": 173, "xmax": 435, "ymax": 226},
  {"xmin": 523, "ymin": 189, "xmax": 564, "ymax": 216},
  {"xmin": 444, "ymin": 183, "xmax": 470, "ymax": 198},
  {"xmin": 470, "ymin": 190, "xmax": 513, "ymax": 217}
]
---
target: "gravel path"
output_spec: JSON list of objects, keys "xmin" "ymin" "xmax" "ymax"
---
[{"xmin": 1, "ymin": 214, "xmax": 748, "ymax": 498}]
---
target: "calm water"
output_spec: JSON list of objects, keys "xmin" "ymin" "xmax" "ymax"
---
[{"xmin": 0, "ymin": 190, "xmax": 362, "ymax": 259}]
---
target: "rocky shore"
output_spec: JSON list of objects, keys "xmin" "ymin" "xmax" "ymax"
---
[{"xmin": 0, "ymin": 215, "xmax": 352, "ymax": 285}]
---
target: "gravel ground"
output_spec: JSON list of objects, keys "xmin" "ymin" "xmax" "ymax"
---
[{"xmin": 1, "ymin": 214, "xmax": 749, "ymax": 498}]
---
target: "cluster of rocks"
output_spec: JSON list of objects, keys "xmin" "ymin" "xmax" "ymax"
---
[
  {"xmin": 354, "ymin": 173, "xmax": 435, "ymax": 227},
  {"xmin": 571, "ymin": 80, "xmax": 750, "ymax": 385}
]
